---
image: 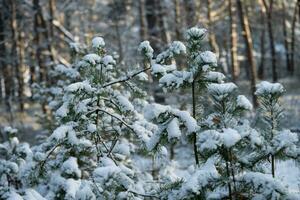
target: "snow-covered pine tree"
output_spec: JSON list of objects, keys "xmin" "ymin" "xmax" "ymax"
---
[
  {"xmin": 255, "ymin": 81, "xmax": 299, "ymax": 178},
  {"xmin": 15, "ymin": 37, "xmax": 160, "ymax": 199}
]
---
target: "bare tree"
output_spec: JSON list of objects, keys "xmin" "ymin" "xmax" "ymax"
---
[{"xmin": 236, "ymin": 0, "xmax": 258, "ymax": 107}]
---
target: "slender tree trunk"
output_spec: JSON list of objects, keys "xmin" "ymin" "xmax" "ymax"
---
[
  {"xmin": 291, "ymin": 0, "xmax": 299, "ymax": 75},
  {"xmin": 263, "ymin": 0, "xmax": 277, "ymax": 82},
  {"xmin": 174, "ymin": 0, "xmax": 181, "ymax": 40},
  {"xmin": 207, "ymin": 0, "xmax": 219, "ymax": 57},
  {"xmin": 17, "ymin": 31, "xmax": 26, "ymax": 112},
  {"xmin": 138, "ymin": 0, "xmax": 148, "ymax": 41},
  {"xmin": 258, "ymin": 0, "xmax": 267, "ymax": 79},
  {"xmin": 229, "ymin": 0, "xmax": 239, "ymax": 82},
  {"xmin": 156, "ymin": 0, "xmax": 171, "ymax": 46},
  {"xmin": 184, "ymin": 0, "xmax": 196, "ymax": 27},
  {"xmin": 10, "ymin": 0, "xmax": 25, "ymax": 111},
  {"xmin": 0, "ymin": 1, "xmax": 12, "ymax": 113},
  {"xmin": 281, "ymin": 0, "xmax": 291, "ymax": 73},
  {"xmin": 145, "ymin": 0, "xmax": 160, "ymax": 51},
  {"xmin": 236, "ymin": 0, "xmax": 258, "ymax": 107}
]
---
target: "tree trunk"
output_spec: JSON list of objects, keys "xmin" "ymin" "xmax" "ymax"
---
[
  {"xmin": 138, "ymin": 0, "xmax": 148, "ymax": 41},
  {"xmin": 174, "ymin": 0, "xmax": 181, "ymax": 40},
  {"xmin": 156, "ymin": 0, "xmax": 171, "ymax": 46},
  {"xmin": 281, "ymin": 0, "xmax": 291, "ymax": 73},
  {"xmin": 184, "ymin": 0, "xmax": 196, "ymax": 28},
  {"xmin": 207, "ymin": 0, "xmax": 219, "ymax": 57},
  {"xmin": 145, "ymin": 0, "xmax": 160, "ymax": 51},
  {"xmin": 229, "ymin": 0, "xmax": 239, "ymax": 82},
  {"xmin": 291, "ymin": 0, "xmax": 299, "ymax": 75},
  {"xmin": 262, "ymin": 0, "xmax": 277, "ymax": 82},
  {"xmin": 10, "ymin": 0, "xmax": 25, "ymax": 111},
  {"xmin": 0, "ymin": 0, "xmax": 12, "ymax": 112},
  {"xmin": 258, "ymin": 0, "xmax": 267, "ymax": 79},
  {"xmin": 236, "ymin": 0, "xmax": 258, "ymax": 107}
]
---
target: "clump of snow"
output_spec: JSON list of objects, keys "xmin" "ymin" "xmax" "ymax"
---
[
  {"xmin": 205, "ymin": 71, "xmax": 225, "ymax": 83},
  {"xmin": 221, "ymin": 128, "xmax": 241, "ymax": 148},
  {"xmin": 236, "ymin": 95, "xmax": 253, "ymax": 110},
  {"xmin": 167, "ymin": 118, "xmax": 181, "ymax": 141},
  {"xmin": 66, "ymin": 81, "xmax": 93, "ymax": 93},
  {"xmin": 102, "ymin": 55, "xmax": 116, "ymax": 66},
  {"xmin": 186, "ymin": 27, "xmax": 207, "ymax": 41},
  {"xmin": 208, "ymin": 83, "xmax": 237, "ymax": 99},
  {"xmin": 159, "ymin": 71, "xmax": 193, "ymax": 89},
  {"xmin": 61, "ymin": 157, "xmax": 82, "ymax": 178},
  {"xmin": 272, "ymin": 130, "xmax": 298, "ymax": 153},
  {"xmin": 255, "ymin": 81, "xmax": 285, "ymax": 96},
  {"xmin": 115, "ymin": 94, "xmax": 134, "ymax": 112},
  {"xmin": 137, "ymin": 72, "xmax": 148, "ymax": 81},
  {"xmin": 87, "ymin": 123, "xmax": 97, "ymax": 133},
  {"xmin": 56, "ymin": 102, "xmax": 69, "ymax": 117},
  {"xmin": 197, "ymin": 130, "xmax": 221, "ymax": 152},
  {"xmin": 197, "ymin": 51, "xmax": 218, "ymax": 67},
  {"xmin": 82, "ymin": 53, "xmax": 101, "ymax": 65},
  {"xmin": 138, "ymin": 41, "xmax": 153, "ymax": 60},
  {"xmin": 169, "ymin": 41, "xmax": 186, "ymax": 55},
  {"xmin": 92, "ymin": 36, "xmax": 105, "ymax": 49},
  {"xmin": 173, "ymin": 110, "xmax": 198, "ymax": 134}
]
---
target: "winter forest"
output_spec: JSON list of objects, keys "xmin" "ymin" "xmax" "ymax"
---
[{"xmin": 1, "ymin": 0, "xmax": 300, "ymax": 199}]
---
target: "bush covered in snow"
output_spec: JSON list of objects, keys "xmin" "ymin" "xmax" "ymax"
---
[{"xmin": 1, "ymin": 28, "xmax": 299, "ymax": 199}]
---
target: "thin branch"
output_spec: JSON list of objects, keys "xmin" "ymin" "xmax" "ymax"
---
[{"xmin": 102, "ymin": 67, "xmax": 151, "ymax": 88}]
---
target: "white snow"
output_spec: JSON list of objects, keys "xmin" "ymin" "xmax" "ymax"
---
[
  {"xmin": 221, "ymin": 128, "xmax": 241, "ymax": 148},
  {"xmin": 170, "ymin": 41, "xmax": 186, "ymax": 55},
  {"xmin": 61, "ymin": 157, "xmax": 82, "ymax": 178},
  {"xmin": 167, "ymin": 118, "xmax": 181, "ymax": 141},
  {"xmin": 186, "ymin": 27, "xmax": 207, "ymax": 40},
  {"xmin": 198, "ymin": 51, "xmax": 218, "ymax": 66},
  {"xmin": 82, "ymin": 53, "xmax": 101, "ymax": 65},
  {"xmin": 236, "ymin": 95, "xmax": 253, "ymax": 110},
  {"xmin": 66, "ymin": 81, "xmax": 93, "ymax": 93},
  {"xmin": 255, "ymin": 81, "xmax": 285, "ymax": 96},
  {"xmin": 138, "ymin": 41, "xmax": 153, "ymax": 59},
  {"xmin": 92, "ymin": 36, "xmax": 105, "ymax": 49}
]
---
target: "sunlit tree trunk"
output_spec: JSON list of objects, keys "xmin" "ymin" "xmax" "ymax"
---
[
  {"xmin": 207, "ymin": 0, "xmax": 219, "ymax": 57},
  {"xmin": 229, "ymin": 0, "xmax": 239, "ymax": 82},
  {"xmin": 236, "ymin": 0, "xmax": 258, "ymax": 107}
]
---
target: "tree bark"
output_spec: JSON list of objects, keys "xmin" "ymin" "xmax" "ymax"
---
[
  {"xmin": 184, "ymin": 0, "xmax": 196, "ymax": 28},
  {"xmin": 262, "ymin": 0, "xmax": 277, "ymax": 82},
  {"xmin": 10, "ymin": 0, "xmax": 25, "ymax": 111},
  {"xmin": 236, "ymin": 0, "xmax": 258, "ymax": 107},
  {"xmin": 281, "ymin": 0, "xmax": 291, "ymax": 73},
  {"xmin": 258, "ymin": 0, "xmax": 267, "ymax": 79},
  {"xmin": 229, "ymin": 0, "xmax": 239, "ymax": 82},
  {"xmin": 291, "ymin": 0, "xmax": 299, "ymax": 75},
  {"xmin": 138, "ymin": 0, "xmax": 148, "ymax": 41},
  {"xmin": 207, "ymin": 0, "xmax": 219, "ymax": 57},
  {"xmin": 0, "ymin": 0, "xmax": 12, "ymax": 112},
  {"xmin": 174, "ymin": 0, "xmax": 181, "ymax": 40}
]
